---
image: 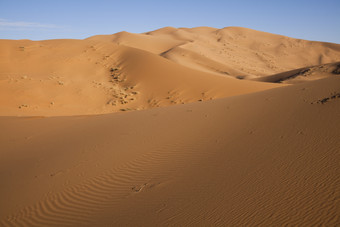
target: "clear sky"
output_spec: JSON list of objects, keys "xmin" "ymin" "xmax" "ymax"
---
[{"xmin": 0, "ymin": 0, "xmax": 339, "ymax": 43}]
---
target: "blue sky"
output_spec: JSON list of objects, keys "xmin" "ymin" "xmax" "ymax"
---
[{"xmin": 0, "ymin": 0, "xmax": 339, "ymax": 43}]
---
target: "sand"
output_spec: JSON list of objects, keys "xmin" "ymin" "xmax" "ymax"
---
[
  {"xmin": 252, "ymin": 61, "xmax": 340, "ymax": 84},
  {"xmin": 1, "ymin": 27, "xmax": 340, "ymax": 116},
  {"xmin": 0, "ymin": 26, "xmax": 340, "ymax": 226}
]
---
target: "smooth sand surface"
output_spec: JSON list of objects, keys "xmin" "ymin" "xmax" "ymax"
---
[
  {"xmin": 1, "ymin": 27, "xmax": 340, "ymax": 116},
  {"xmin": 1, "ymin": 27, "xmax": 340, "ymax": 226},
  {"xmin": 0, "ymin": 38, "xmax": 282, "ymax": 116}
]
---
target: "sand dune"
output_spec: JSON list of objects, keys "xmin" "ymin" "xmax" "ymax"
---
[
  {"xmin": 2, "ymin": 26, "xmax": 339, "ymax": 116},
  {"xmin": 1, "ymin": 76, "xmax": 339, "ymax": 226},
  {"xmin": 87, "ymin": 30, "xmax": 184, "ymax": 55},
  {"xmin": 251, "ymin": 61, "xmax": 340, "ymax": 84},
  {"xmin": 92, "ymin": 26, "xmax": 340, "ymax": 78},
  {"xmin": 1, "ymin": 26, "xmax": 340, "ymax": 226},
  {"xmin": 151, "ymin": 26, "xmax": 340, "ymax": 77},
  {"xmin": 0, "ymin": 30, "xmax": 287, "ymax": 116}
]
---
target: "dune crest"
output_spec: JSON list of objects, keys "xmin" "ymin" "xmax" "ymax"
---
[
  {"xmin": 251, "ymin": 61, "xmax": 340, "ymax": 84},
  {"xmin": 1, "ymin": 76, "xmax": 340, "ymax": 226},
  {"xmin": 1, "ymin": 26, "xmax": 340, "ymax": 226},
  {"xmin": 1, "ymin": 26, "xmax": 340, "ymax": 116}
]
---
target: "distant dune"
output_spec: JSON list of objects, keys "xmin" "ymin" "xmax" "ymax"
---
[
  {"xmin": 0, "ymin": 27, "xmax": 340, "ymax": 226},
  {"xmin": 90, "ymin": 26, "xmax": 340, "ymax": 77},
  {"xmin": 1, "ymin": 26, "xmax": 339, "ymax": 116},
  {"xmin": 251, "ymin": 61, "xmax": 340, "ymax": 84}
]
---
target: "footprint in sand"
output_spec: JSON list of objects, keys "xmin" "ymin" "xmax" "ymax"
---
[{"xmin": 131, "ymin": 183, "xmax": 148, "ymax": 193}]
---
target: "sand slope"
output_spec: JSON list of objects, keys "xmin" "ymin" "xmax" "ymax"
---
[
  {"xmin": 252, "ymin": 61, "xmax": 340, "ymax": 83},
  {"xmin": 152, "ymin": 26, "xmax": 340, "ymax": 78},
  {"xmin": 92, "ymin": 26, "xmax": 340, "ymax": 78},
  {"xmin": 1, "ymin": 76, "xmax": 339, "ymax": 226},
  {"xmin": 0, "ymin": 36, "xmax": 281, "ymax": 116},
  {"xmin": 1, "ymin": 27, "xmax": 340, "ymax": 226},
  {"xmin": 1, "ymin": 26, "xmax": 339, "ymax": 116}
]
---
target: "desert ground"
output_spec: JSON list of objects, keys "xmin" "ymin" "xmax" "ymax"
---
[{"xmin": 0, "ymin": 26, "xmax": 340, "ymax": 226}]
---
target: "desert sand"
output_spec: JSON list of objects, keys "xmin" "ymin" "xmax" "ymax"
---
[{"xmin": 0, "ymin": 27, "xmax": 340, "ymax": 226}]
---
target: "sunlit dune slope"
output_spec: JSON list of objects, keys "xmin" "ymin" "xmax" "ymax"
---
[
  {"xmin": 90, "ymin": 26, "xmax": 340, "ymax": 78},
  {"xmin": 1, "ymin": 76, "xmax": 339, "ymax": 226},
  {"xmin": 1, "ymin": 26, "xmax": 340, "ymax": 116},
  {"xmin": 0, "ymin": 34, "xmax": 283, "ymax": 116}
]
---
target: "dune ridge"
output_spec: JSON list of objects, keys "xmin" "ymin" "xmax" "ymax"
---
[
  {"xmin": 91, "ymin": 26, "xmax": 340, "ymax": 78},
  {"xmin": 1, "ymin": 76, "xmax": 340, "ymax": 226},
  {"xmin": 251, "ymin": 61, "xmax": 340, "ymax": 83},
  {"xmin": 1, "ymin": 26, "xmax": 340, "ymax": 116},
  {"xmin": 1, "ymin": 26, "xmax": 340, "ymax": 226}
]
